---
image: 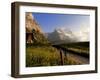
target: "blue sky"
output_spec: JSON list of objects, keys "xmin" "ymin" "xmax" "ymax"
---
[{"xmin": 32, "ymin": 13, "xmax": 90, "ymax": 33}]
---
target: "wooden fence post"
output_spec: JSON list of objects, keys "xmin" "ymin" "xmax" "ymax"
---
[{"xmin": 60, "ymin": 49, "xmax": 64, "ymax": 65}]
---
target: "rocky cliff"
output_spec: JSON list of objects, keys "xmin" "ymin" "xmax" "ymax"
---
[
  {"xmin": 26, "ymin": 12, "xmax": 43, "ymax": 33},
  {"xmin": 26, "ymin": 12, "xmax": 50, "ymax": 45}
]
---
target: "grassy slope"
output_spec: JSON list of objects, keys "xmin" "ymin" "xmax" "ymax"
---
[
  {"xmin": 26, "ymin": 46, "xmax": 80, "ymax": 67},
  {"xmin": 26, "ymin": 45, "xmax": 61, "ymax": 67},
  {"xmin": 26, "ymin": 42, "xmax": 89, "ymax": 67}
]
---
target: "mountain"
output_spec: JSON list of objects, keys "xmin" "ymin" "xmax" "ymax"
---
[
  {"xmin": 26, "ymin": 12, "xmax": 50, "ymax": 45},
  {"xmin": 46, "ymin": 28, "xmax": 78, "ymax": 44},
  {"xmin": 26, "ymin": 12, "xmax": 43, "ymax": 33}
]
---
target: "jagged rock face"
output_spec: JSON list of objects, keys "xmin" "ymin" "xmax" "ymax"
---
[
  {"xmin": 26, "ymin": 12, "xmax": 50, "ymax": 45},
  {"xmin": 26, "ymin": 12, "xmax": 42, "ymax": 33},
  {"xmin": 47, "ymin": 28, "xmax": 78, "ymax": 44}
]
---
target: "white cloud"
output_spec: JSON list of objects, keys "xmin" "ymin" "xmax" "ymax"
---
[
  {"xmin": 47, "ymin": 27, "xmax": 89, "ymax": 44},
  {"xmin": 73, "ymin": 27, "xmax": 89, "ymax": 41},
  {"xmin": 57, "ymin": 26, "xmax": 90, "ymax": 42}
]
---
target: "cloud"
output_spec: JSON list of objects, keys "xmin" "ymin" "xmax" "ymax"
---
[
  {"xmin": 73, "ymin": 27, "xmax": 89, "ymax": 41},
  {"xmin": 47, "ymin": 27, "xmax": 89, "ymax": 44},
  {"xmin": 56, "ymin": 26, "xmax": 90, "ymax": 42}
]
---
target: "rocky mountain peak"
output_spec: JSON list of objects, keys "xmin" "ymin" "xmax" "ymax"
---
[
  {"xmin": 26, "ymin": 12, "xmax": 42, "ymax": 33},
  {"xmin": 47, "ymin": 28, "xmax": 78, "ymax": 44},
  {"xmin": 26, "ymin": 12, "xmax": 34, "ymax": 21},
  {"xmin": 26, "ymin": 12, "xmax": 50, "ymax": 45}
]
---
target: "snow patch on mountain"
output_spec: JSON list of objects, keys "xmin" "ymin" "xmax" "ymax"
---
[{"xmin": 46, "ymin": 27, "xmax": 89, "ymax": 44}]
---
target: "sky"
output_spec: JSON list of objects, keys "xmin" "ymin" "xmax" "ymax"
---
[
  {"xmin": 32, "ymin": 13, "xmax": 90, "ymax": 33},
  {"xmin": 32, "ymin": 13, "xmax": 90, "ymax": 41}
]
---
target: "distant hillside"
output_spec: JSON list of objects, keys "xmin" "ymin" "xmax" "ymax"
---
[{"xmin": 60, "ymin": 42, "xmax": 89, "ymax": 47}]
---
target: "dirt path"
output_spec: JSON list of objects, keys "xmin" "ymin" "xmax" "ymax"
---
[
  {"xmin": 53, "ymin": 45, "xmax": 89, "ymax": 65},
  {"xmin": 66, "ymin": 52, "xmax": 89, "ymax": 64}
]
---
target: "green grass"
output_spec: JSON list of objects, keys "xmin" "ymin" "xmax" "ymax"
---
[
  {"xmin": 26, "ymin": 46, "xmax": 78, "ymax": 67},
  {"xmin": 26, "ymin": 45, "xmax": 61, "ymax": 67},
  {"xmin": 26, "ymin": 42, "xmax": 89, "ymax": 67},
  {"xmin": 26, "ymin": 46, "xmax": 83, "ymax": 67}
]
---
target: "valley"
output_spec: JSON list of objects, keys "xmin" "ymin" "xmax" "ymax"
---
[{"xmin": 25, "ymin": 12, "xmax": 90, "ymax": 67}]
